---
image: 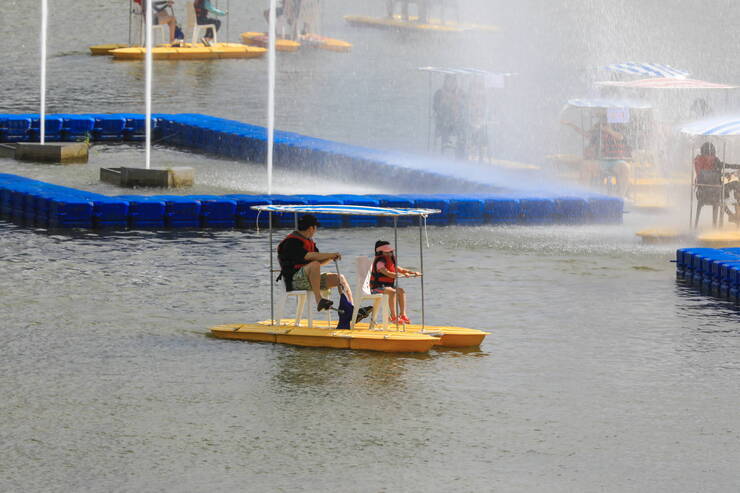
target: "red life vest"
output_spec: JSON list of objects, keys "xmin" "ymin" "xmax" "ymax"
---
[
  {"xmin": 599, "ymin": 128, "xmax": 631, "ymax": 159},
  {"xmin": 370, "ymin": 255, "xmax": 396, "ymax": 289},
  {"xmin": 277, "ymin": 232, "xmax": 316, "ymax": 270},
  {"xmin": 694, "ymin": 155, "xmax": 720, "ymax": 174}
]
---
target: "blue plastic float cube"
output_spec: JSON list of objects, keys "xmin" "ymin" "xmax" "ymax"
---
[
  {"xmin": 223, "ymin": 194, "xmax": 272, "ymax": 228},
  {"xmin": 116, "ymin": 196, "xmax": 166, "ymax": 229},
  {"xmin": 186, "ymin": 195, "xmax": 237, "ymax": 228},
  {"xmin": 48, "ymin": 197, "xmax": 94, "ymax": 228},
  {"xmin": 268, "ymin": 195, "xmax": 309, "ymax": 229},
  {"xmin": 149, "ymin": 195, "xmax": 201, "ymax": 228}
]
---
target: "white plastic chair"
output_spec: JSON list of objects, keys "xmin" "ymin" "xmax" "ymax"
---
[
  {"xmin": 275, "ymin": 287, "xmax": 332, "ymax": 328},
  {"xmin": 186, "ymin": 1, "xmax": 218, "ymax": 45},
  {"xmin": 351, "ymin": 256, "xmax": 391, "ymax": 330}
]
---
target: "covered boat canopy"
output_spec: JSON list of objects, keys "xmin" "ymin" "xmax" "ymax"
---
[
  {"xmin": 417, "ymin": 66, "xmax": 515, "ymax": 78},
  {"xmin": 566, "ymin": 98, "xmax": 652, "ymax": 109},
  {"xmin": 595, "ymin": 78, "xmax": 738, "ymax": 90},
  {"xmin": 681, "ymin": 117, "xmax": 740, "ymax": 137},
  {"xmin": 602, "ymin": 62, "xmax": 689, "ymax": 79},
  {"xmin": 251, "ymin": 204, "xmax": 441, "ymax": 216}
]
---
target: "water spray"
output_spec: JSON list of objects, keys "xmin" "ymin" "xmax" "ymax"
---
[
  {"xmin": 40, "ymin": 0, "xmax": 47, "ymax": 144},
  {"xmin": 267, "ymin": 0, "xmax": 276, "ymax": 195},
  {"xmin": 144, "ymin": 0, "xmax": 153, "ymax": 169}
]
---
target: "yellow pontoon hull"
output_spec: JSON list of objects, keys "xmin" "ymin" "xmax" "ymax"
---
[
  {"xmin": 240, "ymin": 32, "xmax": 352, "ymax": 52},
  {"xmin": 698, "ymin": 230, "xmax": 740, "ymax": 247},
  {"xmin": 211, "ymin": 323, "xmax": 439, "ymax": 353},
  {"xmin": 344, "ymin": 15, "xmax": 499, "ymax": 33},
  {"xmin": 258, "ymin": 319, "xmax": 489, "ymax": 348},
  {"xmin": 111, "ymin": 42, "xmax": 266, "ymax": 60},
  {"xmin": 89, "ymin": 43, "xmax": 129, "ymax": 55},
  {"xmin": 635, "ymin": 228, "xmax": 690, "ymax": 244},
  {"xmin": 240, "ymin": 32, "xmax": 301, "ymax": 52}
]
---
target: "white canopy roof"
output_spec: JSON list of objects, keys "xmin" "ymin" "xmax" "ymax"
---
[
  {"xmin": 251, "ymin": 204, "xmax": 441, "ymax": 216},
  {"xmin": 595, "ymin": 78, "xmax": 737, "ymax": 89},
  {"xmin": 602, "ymin": 62, "xmax": 689, "ymax": 79},
  {"xmin": 681, "ymin": 117, "xmax": 740, "ymax": 137}
]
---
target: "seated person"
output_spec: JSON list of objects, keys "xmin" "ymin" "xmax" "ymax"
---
[
  {"xmin": 694, "ymin": 142, "xmax": 724, "ymax": 227},
  {"xmin": 277, "ymin": 214, "xmax": 354, "ymax": 312},
  {"xmin": 433, "ymin": 74, "xmax": 466, "ymax": 158},
  {"xmin": 562, "ymin": 113, "xmax": 631, "ymax": 196},
  {"xmin": 370, "ymin": 241, "xmax": 421, "ymax": 325},
  {"xmin": 139, "ymin": 0, "xmax": 178, "ymax": 43},
  {"xmin": 194, "ymin": 0, "xmax": 226, "ymax": 44}
]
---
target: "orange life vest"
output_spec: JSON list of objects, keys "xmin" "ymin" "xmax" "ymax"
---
[{"xmin": 370, "ymin": 255, "xmax": 396, "ymax": 289}]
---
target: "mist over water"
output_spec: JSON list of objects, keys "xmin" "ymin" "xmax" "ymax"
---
[{"xmin": 2, "ymin": 2, "xmax": 740, "ymax": 492}]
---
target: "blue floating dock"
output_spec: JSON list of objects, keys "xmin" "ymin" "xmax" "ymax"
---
[
  {"xmin": 0, "ymin": 112, "xmax": 624, "ymax": 231},
  {"xmin": 676, "ymin": 248, "xmax": 740, "ymax": 302}
]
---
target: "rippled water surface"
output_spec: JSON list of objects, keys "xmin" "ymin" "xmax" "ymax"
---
[{"xmin": 2, "ymin": 1, "xmax": 740, "ymax": 491}]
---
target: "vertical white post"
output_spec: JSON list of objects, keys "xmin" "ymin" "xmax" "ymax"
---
[
  {"xmin": 145, "ymin": 0, "xmax": 153, "ymax": 169},
  {"xmin": 40, "ymin": 0, "xmax": 48, "ymax": 144},
  {"xmin": 267, "ymin": 0, "xmax": 277, "ymax": 195}
]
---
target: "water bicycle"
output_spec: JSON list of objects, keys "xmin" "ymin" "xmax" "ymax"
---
[
  {"xmin": 344, "ymin": 14, "xmax": 498, "ymax": 34},
  {"xmin": 636, "ymin": 116, "xmax": 740, "ymax": 246},
  {"xmin": 90, "ymin": 1, "xmax": 266, "ymax": 61},
  {"xmin": 210, "ymin": 204, "xmax": 490, "ymax": 353}
]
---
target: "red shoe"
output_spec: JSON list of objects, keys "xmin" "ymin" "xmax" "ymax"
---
[
  {"xmin": 400, "ymin": 315, "xmax": 411, "ymax": 324},
  {"xmin": 389, "ymin": 316, "xmax": 401, "ymax": 325}
]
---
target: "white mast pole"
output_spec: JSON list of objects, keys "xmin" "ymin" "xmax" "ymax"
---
[
  {"xmin": 145, "ymin": 0, "xmax": 153, "ymax": 169},
  {"xmin": 40, "ymin": 0, "xmax": 48, "ymax": 144},
  {"xmin": 267, "ymin": 0, "xmax": 277, "ymax": 195}
]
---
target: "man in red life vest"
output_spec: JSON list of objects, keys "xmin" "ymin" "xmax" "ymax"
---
[{"xmin": 277, "ymin": 214, "xmax": 355, "ymax": 312}]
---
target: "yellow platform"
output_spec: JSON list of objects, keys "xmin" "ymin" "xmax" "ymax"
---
[
  {"xmin": 89, "ymin": 43, "xmax": 129, "ymax": 56},
  {"xmin": 240, "ymin": 32, "xmax": 352, "ymax": 52},
  {"xmin": 240, "ymin": 32, "xmax": 301, "ymax": 52},
  {"xmin": 635, "ymin": 228, "xmax": 691, "ymax": 244},
  {"xmin": 263, "ymin": 319, "xmax": 489, "ymax": 348},
  {"xmin": 697, "ymin": 230, "xmax": 740, "ymax": 247},
  {"xmin": 344, "ymin": 15, "xmax": 499, "ymax": 33},
  {"xmin": 210, "ymin": 323, "xmax": 440, "ymax": 353},
  {"xmin": 110, "ymin": 42, "xmax": 266, "ymax": 60}
]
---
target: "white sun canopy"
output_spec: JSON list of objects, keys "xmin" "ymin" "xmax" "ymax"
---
[
  {"xmin": 681, "ymin": 117, "xmax": 740, "ymax": 137},
  {"xmin": 251, "ymin": 204, "xmax": 441, "ymax": 216},
  {"xmin": 595, "ymin": 78, "xmax": 738, "ymax": 90},
  {"xmin": 602, "ymin": 62, "xmax": 689, "ymax": 79}
]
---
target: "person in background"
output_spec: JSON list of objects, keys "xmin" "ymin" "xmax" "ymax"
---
[
  {"xmin": 194, "ymin": 0, "xmax": 226, "ymax": 45},
  {"xmin": 138, "ymin": 0, "xmax": 178, "ymax": 43},
  {"xmin": 369, "ymin": 241, "xmax": 421, "ymax": 325},
  {"xmin": 434, "ymin": 74, "xmax": 466, "ymax": 158},
  {"xmin": 694, "ymin": 141, "xmax": 724, "ymax": 227},
  {"xmin": 562, "ymin": 111, "xmax": 631, "ymax": 196}
]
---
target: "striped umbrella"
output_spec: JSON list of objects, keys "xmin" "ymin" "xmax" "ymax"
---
[
  {"xmin": 681, "ymin": 117, "xmax": 740, "ymax": 136},
  {"xmin": 596, "ymin": 78, "xmax": 738, "ymax": 90},
  {"xmin": 603, "ymin": 62, "xmax": 689, "ymax": 79}
]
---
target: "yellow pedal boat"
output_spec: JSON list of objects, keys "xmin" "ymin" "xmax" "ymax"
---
[
  {"xmin": 344, "ymin": 15, "xmax": 499, "ymax": 33},
  {"xmin": 240, "ymin": 32, "xmax": 301, "ymax": 52},
  {"xmin": 209, "ymin": 204, "xmax": 490, "ymax": 354},
  {"xmin": 110, "ymin": 42, "xmax": 266, "ymax": 60},
  {"xmin": 240, "ymin": 32, "xmax": 352, "ymax": 52}
]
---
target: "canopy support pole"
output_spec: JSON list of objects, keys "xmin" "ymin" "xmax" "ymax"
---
[
  {"xmin": 269, "ymin": 211, "xmax": 274, "ymax": 325},
  {"xmin": 128, "ymin": 0, "xmax": 132, "ymax": 45},
  {"xmin": 419, "ymin": 215, "xmax": 425, "ymax": 330},
  {"xmin": 689, "ymin": 144, "xmax": 695, "ymax": 229},
  {"xmin": 393, "ymin": 217, "xmax": 403, "ymax": 331},
  {"xmin": 720, "ymin": 141, "xmax": 727, "ymax": 227}
]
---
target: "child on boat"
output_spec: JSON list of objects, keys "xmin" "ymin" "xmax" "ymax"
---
[{"xmin": 370, "ymin": 241, "xmax": 421, "ymax": 325}]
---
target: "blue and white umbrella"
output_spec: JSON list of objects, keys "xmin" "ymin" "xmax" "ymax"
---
[
  {"xmin": 681, "ymin": 117, "xmax": 740, "ymax": 137},
  {"xmin": 603, "ymin": 62, "xmax": 689, "ymax": 79}
]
